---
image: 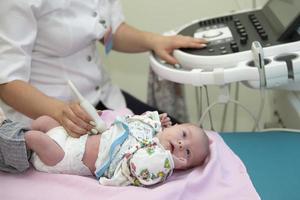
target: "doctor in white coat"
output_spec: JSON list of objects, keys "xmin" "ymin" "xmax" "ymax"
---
[{"xmin": 0, "ymin": 0, "xmax": 207, "ymax": 137}]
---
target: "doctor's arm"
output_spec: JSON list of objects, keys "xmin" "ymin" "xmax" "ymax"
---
[
  {"xmin": 112, "ymin": 23, "xmax": 207, "ymax": 65},
  {"xmin": 0, "ymin": 1, "xmax": 94, "ymax": 138},
  {"xmin": 0, "ymin": 81, "xmax": 93, "ymax": 137}
]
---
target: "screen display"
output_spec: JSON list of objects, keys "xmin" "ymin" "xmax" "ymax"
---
[{"xmin": 263, "ymin": 0, "xmax": 300, "ymax": 34}]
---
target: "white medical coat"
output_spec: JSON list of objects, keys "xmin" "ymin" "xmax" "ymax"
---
[{"xmin": 0, "ymin": 0, "xmax": 126, "ymax": 124}]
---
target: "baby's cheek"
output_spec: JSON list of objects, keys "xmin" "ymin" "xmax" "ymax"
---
[
  {"xmin": 171, "ymin": 155, "xmax": 180, "ymax": 168},
  {"xmin": 172, "ymin": 151, "xmax": 184, "ymax": 160}
]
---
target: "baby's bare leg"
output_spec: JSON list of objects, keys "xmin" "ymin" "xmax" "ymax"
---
[
  {"xmin": 31, "ymin": 116, "xmax": 60, "ymax": 133},
  {"xmin": 25, "ymin": 130, "xmax": 64, "ymax": 166}
]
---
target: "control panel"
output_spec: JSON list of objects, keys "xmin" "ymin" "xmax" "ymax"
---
[
  {"xmin": 178, "ymin": 0, "xmax": 300, "ymax": 56},
  {"xmin": 179, "ymin": 12, "xmax": 279, "ymax": 56}
]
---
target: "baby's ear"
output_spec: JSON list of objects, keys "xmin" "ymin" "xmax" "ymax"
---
[{"xmin": 172, "ymin": 155, "xmax": 188, "ymax": 169}]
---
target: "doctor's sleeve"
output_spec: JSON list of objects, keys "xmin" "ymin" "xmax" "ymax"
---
[
  {"xmin": 110, "ymin": 0, "xmax": 125, "ymax": 33},
  {"xmin": 0, "ymin": 1, "xmax": 38, "ymax": 84}
]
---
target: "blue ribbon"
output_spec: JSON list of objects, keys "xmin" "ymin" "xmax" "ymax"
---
[{"xmin": 95, "ymin": 119, "xmax": 129, "ymax": 179}]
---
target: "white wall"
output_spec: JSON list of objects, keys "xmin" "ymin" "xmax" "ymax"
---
[{"xmin": 100, "ymin": 0, "xmax": 272, "ymax": 131}]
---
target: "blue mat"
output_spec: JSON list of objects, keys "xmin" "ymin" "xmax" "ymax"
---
[{"xmin": 221, "ymin": 131, "xmax": 300, "ymax": 200}]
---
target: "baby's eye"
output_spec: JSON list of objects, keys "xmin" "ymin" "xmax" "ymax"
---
[
  {"xmin": 182, "ymin": 131, "xmax": 187, "ymax": 138},
  {"xmin": 186, "ymin": 149, "xmax": 190, "ymax": 156}
]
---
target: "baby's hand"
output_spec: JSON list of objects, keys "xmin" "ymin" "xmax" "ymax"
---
[{"xmin": 159, "ymin": 113, "xmax": 172, "ymax": 128}]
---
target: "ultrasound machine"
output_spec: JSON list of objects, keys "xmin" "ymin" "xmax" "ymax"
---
[{"xmin": 150, "ymin": 0, "xmax": 300, "ymax": 90}]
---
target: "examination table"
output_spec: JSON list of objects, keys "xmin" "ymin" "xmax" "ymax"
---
[
  {"xmin": 0, "ymin": 130, "xmax": 299, "ymax": 200},
  {"xmin": 222, "ymin": 131, "xmax": 300, "ymax": 200}
]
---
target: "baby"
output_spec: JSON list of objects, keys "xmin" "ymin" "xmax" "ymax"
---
[{"xmin": 25, "ymin": 111, "xmax": 210, "ymax": 186}]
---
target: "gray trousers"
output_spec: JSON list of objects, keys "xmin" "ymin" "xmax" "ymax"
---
[{"xmin": 0, "ymin": 119, "xmax": 31, "ymax": 173}]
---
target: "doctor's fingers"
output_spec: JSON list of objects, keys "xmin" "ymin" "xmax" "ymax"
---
[
  {"xmin": 155, "ymin": 40, "xmax": 206, "ymax": 65},
  {"xmin": 156, "ymin": 50, "xmax": 178, "ymax": 65},
  {"xmin": 69, "ymin": 102, "xmax": 96, "ymax": 130},
  {"xmin": 172, "ymin": 35, "xmax": 207, "ymax": 49},
  {"xmin": 61, "ymin": 104, "xmax": 94, "ymax": 133},
  {"xmin": 60, "ymin": 115, "xmax": 90, "ymax": 137},
  {"xmin": 62, "ymin": 121, "xmax": 85, "ymax": 138}
]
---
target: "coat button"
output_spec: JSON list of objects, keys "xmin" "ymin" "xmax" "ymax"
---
[
  {"xmin": 99, "ymin": 19, "xmax": 107, "ymax": 28},
  {"xmin": 95, "ymin": 86, "xmax": 100, "ymax": 90},
  {"xmin": 87, "ymin": 55, "xmax": 92, "ymax": 62},
  {"xmin": 99, "ymin": 19, "xmax": 106, "ymax": 24},
  {"xmin": 92, "ymin": 11, "xmax": 98, "ymax": 17}
]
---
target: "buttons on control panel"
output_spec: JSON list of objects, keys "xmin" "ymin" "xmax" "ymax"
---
[
  {"xmin": 199, "ymin": 16, "xmax": 233, "ymax": 27},
  {"xmin": 240, "ymin": 32, "xmax": 248, "ymax": 39},
  {"xmin": 231, "ymin": 45, "xmax": 239, "ymax": 52},
  {"xmin": 194, "ymin": 24, "xmax": 233, "ymax": 44},
  {"xmin": 240, "ymin": 37, "xmax": 247, "ymax": 44},
  {"xmin": 248, "ymin": 14, "xmax": 269, "ymax": 41},
  {"xmin": 179, "ymin": 11, "xmax": 274, "ymax": 56}
]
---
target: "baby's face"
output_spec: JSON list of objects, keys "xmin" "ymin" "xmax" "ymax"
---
[{"xmin": 157, "ymin": 123, "xmax": 209, "ymax": 169}]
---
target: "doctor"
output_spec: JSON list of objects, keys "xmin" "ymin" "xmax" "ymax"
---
[{"xmin": 0, "ymin": 0, "xmax": 207, "ymax": 137}]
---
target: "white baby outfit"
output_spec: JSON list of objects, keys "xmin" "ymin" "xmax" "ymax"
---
[
  {"xmin": 31, "ymin": 111, "xmax": 174, "ymax": 186},
  {"xmin": 95, "ymin": 111, "xmax": 174, "ymax": 186}
]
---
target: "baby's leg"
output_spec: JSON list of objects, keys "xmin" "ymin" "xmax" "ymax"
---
[
  {"xmin": 25, "ymin": 130, "xmax": 64, "ymax": 166},
  {"xmin": 31, "ymin": 116, "xmax": 60, "ymax": 133}
]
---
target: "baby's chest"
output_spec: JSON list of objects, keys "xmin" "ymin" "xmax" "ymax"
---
[
  {"xmin": 113, "ymin": 125, "xmax": 155, "ymax": 162},
  {"xmin": 128, "ymin": 121, "xmax": 155, "ymax": 142}
]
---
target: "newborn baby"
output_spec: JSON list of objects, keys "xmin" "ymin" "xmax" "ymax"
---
[{"xmin": 25, "ymin": 111, "xmax": 210, "ymax": 186}]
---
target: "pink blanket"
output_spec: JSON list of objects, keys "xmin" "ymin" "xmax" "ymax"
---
[{"xmin": 0, "ymin": 110, "xmax": 260, "ymax": 200}]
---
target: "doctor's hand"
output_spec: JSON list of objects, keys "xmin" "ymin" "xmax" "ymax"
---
[
  {"xmin": 152, "ymin": 34, "xmax": 207, "ymax": 65},
  {"xmin": 57, "ymin": 102, "xmax": 95, "ymax": 138}
]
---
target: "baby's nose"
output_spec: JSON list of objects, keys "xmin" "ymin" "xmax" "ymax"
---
[{"xmin": 178, "ymin": 140, "xmax": 184, "ymax": 150}]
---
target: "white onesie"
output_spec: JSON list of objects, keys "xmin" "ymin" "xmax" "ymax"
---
[
  {"xmin": 95, "ymin": 111, "xmax": 174, "ymax": 186},
  {"xmin": 30, "ymin": 126, "xmax": 92, "ymax": 176}
]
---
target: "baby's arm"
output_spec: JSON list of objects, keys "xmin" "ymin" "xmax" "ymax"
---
[
  {"xmin": 125, "ymin": 146, "xmax": 174, "ymax": 186},
  {"xmin": 25, "ymin": 116, "xmax": 64, "ymax": 166}
]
